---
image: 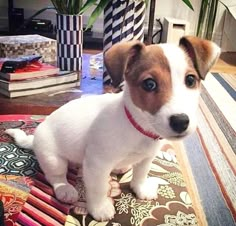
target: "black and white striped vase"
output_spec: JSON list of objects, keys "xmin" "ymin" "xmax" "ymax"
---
[
  {"xmin": 56, "ymin": 14, "xmax": 83, "ymax": 71},
  {"xmin": 103, "ymin": 0, "xmax": 146, "ymax": 85}
]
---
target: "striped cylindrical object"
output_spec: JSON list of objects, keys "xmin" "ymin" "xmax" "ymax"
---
[
  {"xmin": 56, "ymin": 14, "xmax": 83, "ymax": 71},
  {"xmin": 103, "ymin": 0, "xmax": 146, "ymax": 85}
]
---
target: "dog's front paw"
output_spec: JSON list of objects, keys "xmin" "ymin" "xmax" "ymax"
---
[
  {"xmin": 54, "ymin": 184, "xmax": 78, "ymax": 204},
  {"xmin": 131, "ymin": 177, "xmax": 159, "ymax": 200},
  {"xmin": 88, "ymin": 198, "xmax": 115, "ymax": 222}
]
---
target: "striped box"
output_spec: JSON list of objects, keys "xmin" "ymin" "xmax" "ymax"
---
[
  {"xmin": 103, "ymin": 0, "xmax": 145, "ymax": 85},
  {"xmin": 0, "ymin": 34, "xmax": 56, "ymax": 63},
  {"xmin": 56, "ymin": 14, "xmax": 83, "ymax": 71}
]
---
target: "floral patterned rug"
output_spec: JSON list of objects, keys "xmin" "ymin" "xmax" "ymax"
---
[{"xmin": 0, "ymin": 115, "xmax": 198, "ymax": 226}]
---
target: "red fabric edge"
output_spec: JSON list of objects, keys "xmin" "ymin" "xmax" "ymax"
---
[{"xmin": 0, "ymin": 115, "xmax": 45, "ymax": 122}]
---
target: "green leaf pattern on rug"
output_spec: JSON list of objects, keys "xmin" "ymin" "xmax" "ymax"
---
[
  {"xmin": 115, "ymin": 193, "xmax": 157, "ymax": 226},
  {"xmin": 160, "ymin": 172, "xmax": 186, "ymax": 187},
  {"xmin": 180, "ymin": 191, "xmax": 192, "ymax": 205},
  {"xmin": 158, "ymin": 185, "xmax": 176, "ymax": 199},
  {"xmin": 164, "ymin": 211, "xmax": 198, "ymax": 226}
]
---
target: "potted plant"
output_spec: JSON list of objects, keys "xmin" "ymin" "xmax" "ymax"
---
[
  {"xmin": 51, "ymin": 0, "xmax": 83, "ymax": 15},
  {"xmin": 51, "ymin": 0, "xmax": 84, "ymax": 71}
]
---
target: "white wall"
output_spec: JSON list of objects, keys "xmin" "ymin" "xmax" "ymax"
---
[
  {"xmin": 0, "ymin": 0, "xmax": 228, "ymax": 46},
  {"xmin": 145, "ymin": 0, "xmax": 201, "ymax": 36}
]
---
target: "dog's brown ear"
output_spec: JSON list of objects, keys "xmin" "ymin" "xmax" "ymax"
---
[
  {"xmin": 104, "ymin": 40, "xmax": 145, "ymax": 87},
  {"xmin": 179, "ymin": 36, "xmax": 221, "ymax": 80}
]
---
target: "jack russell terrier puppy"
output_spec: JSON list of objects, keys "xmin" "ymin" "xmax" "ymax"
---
[{"xmin": 6, "ymin": 36, "xmax": 220, "ymax": 221}]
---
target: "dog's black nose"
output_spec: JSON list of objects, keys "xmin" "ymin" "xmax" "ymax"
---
[{"xmin": 169, "ymin": 114, "xmax": 189, "ymax": 133}]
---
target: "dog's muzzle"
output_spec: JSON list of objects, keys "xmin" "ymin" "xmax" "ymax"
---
[{"xmin": 169, "ymin": 114, "xmax": 190, "ymax": 134}]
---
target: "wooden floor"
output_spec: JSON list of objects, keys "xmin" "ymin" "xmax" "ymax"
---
[{"xmin": 212, "ymin": 52, "xmax": 236, "ymax": 74}]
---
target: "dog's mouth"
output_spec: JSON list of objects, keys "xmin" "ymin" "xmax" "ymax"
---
[
  {"xmin": 173, "ymin": 134, "xmax": 187, "ymax": 139},
  {"xmin": 165, "ymin": 131, "xmax": 189, "ymax": 140}
]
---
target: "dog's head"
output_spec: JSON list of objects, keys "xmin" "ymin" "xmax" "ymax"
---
[{"xmin": 104, "ymin": 36, "xmax": 220, "ymax": 139}]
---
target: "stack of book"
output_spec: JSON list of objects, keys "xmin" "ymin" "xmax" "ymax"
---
[{"xmin": 0, "ymin": 60, "xmax": 80, "ymax": 98}]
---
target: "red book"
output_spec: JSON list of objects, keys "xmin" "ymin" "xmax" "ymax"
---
[{"xmin": 0, "ymin": 61, "xmax": 60, "ymax": 81}]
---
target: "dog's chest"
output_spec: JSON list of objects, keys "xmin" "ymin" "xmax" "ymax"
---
[{"xmin": 115, "ymin": 140, "xmax": 161, "ymax": 168}]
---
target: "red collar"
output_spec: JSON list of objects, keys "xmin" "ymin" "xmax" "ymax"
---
[{"xmin": 124, "ymin": 106, "xmax": 162, "ymax": 141}]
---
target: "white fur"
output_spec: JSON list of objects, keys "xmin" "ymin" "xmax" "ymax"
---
[
  {"xmin": 5, "ymin": 41, "xmax": 217, "ymax": 221},
  {"xmin": 6, "ymin": 92, "xmax": 163, "ymax": 221},
  {"xmin": 6, "ymin": 128, "xmax": 34, "ymax": 150},
  {"xmin": 156, "ymin": 44, "xmax": 200, "ymax": 138}
]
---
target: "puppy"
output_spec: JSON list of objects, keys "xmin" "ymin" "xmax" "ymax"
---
[{"xmin": 6, "ymin": 36, "xmax": 220, "ymax": 221}]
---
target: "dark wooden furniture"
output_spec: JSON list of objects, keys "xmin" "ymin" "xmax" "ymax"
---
[
  {"xmin": 0, "ymin": 52, "xmax": 105, "ymax": 115},
  {"xmin": 0, "ymin": 75, "xmax": 105, "ymax": 115},
  {"xmin": 3, "ymin": 1, "xmax": 103, "ymax": 49},
  {"xmin": 0, "ymin": 91, "xmax": 81, "ymax": 115}
]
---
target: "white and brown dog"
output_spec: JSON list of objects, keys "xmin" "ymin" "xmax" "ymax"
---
[{"xmin": 6, "ymin": 36, "xmax": 220, "ymax": 221}]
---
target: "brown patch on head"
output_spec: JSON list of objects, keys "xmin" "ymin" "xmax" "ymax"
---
[
  {"xmin": 182, "ymin": 54, "xmax": 201, "ymax": 90},
  {"xmin": 125, "ymin": 45, "xmax": 172, "ymax": 115},
  {"xmin": 179, "ymin": 36, "xmax": 221, "ymax": 80},
  {"xmin": 104, "ymin": 40, "xmax": 145, "ymax": 87}
]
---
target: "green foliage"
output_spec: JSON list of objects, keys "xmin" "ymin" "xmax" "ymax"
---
[
  {"xmin": 182, "ymin": 0, "xmax": 194, "ymax": 10},
  {"xmin": 51, "ymin": 0, "xmax": 83, "ymax": 14},
  {"xmin": 196, "ymin": 0, "xmax": 225, "ymax": 40},
  {"xmin": 81, "ymin": 0, "xmax": 194, "ymax": 30}
]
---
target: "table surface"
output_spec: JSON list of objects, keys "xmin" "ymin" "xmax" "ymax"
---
[{"xmin": 0, "ymin": 53, "xmax": 106, "ymax": 115}]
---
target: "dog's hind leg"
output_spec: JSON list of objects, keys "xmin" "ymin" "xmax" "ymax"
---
[
  {"xmin": 33, "ymin": 127, "xmax": 78, "ymax": 204},
  {"xmin": 37, "ymin": 152, "xmax": 79, "ymax": 204}
]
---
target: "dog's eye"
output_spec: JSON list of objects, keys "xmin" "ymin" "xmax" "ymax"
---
[
  {"xmin": 142, "ymin": 78, "xmax": 157, "ymax": 92},
  {"xmin": 185, "ymin": 74, "xmax": 197, "ymax": 88}
]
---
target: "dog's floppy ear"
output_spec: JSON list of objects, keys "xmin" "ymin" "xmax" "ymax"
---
[
  {"xmin": 179, "ymin": 36, "xmax": 221, "ymax": 80},
  {"xmin": 104, "ymin": 40, "xmax": 145, "ymax": 87}
]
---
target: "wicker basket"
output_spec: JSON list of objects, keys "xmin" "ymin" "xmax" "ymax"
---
[{"xmin": 0, "ymin": 34, "xmax": 57, "ymax": 63}]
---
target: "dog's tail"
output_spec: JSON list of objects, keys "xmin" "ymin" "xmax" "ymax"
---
[{"xmin": 5, "ymin": 129, "xmax": 34, "ymax": 150}]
